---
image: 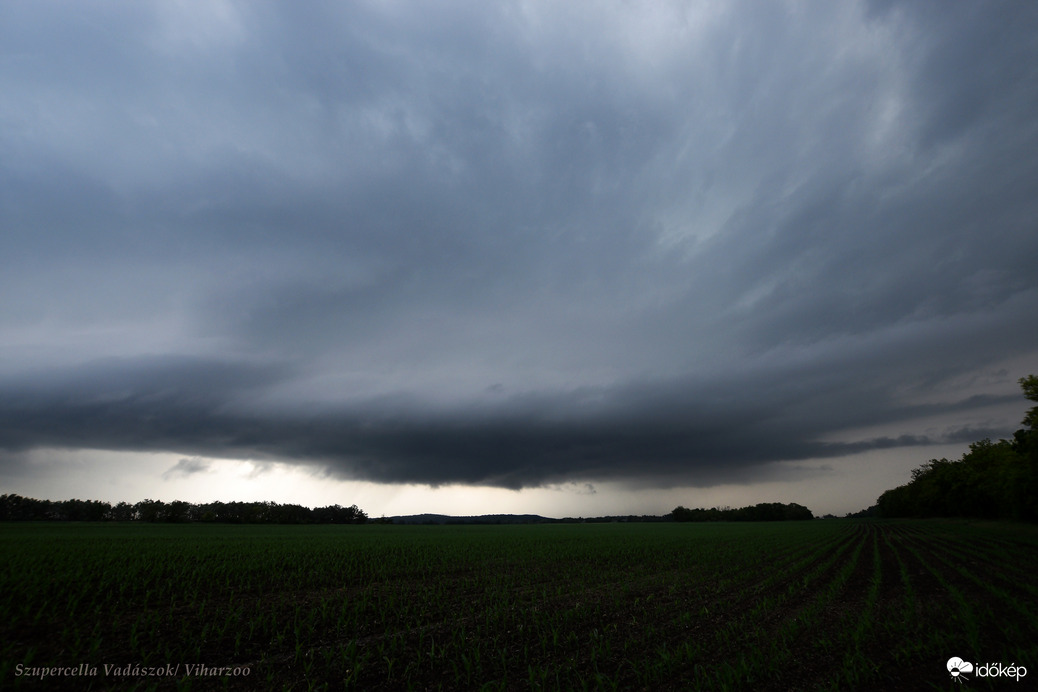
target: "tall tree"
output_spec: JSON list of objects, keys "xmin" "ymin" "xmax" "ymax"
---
[{"xmin": 875, "ymin": 374, "xmax": 1038, "ymax": 521}]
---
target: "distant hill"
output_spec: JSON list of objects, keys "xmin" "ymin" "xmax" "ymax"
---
[
  {"xmin": 385, "ymin": 513, "xmax": 672, "ymax": 524},
  {"xmin": 387, "ymin": 513, "xmax": 555, "ymax": 525}
]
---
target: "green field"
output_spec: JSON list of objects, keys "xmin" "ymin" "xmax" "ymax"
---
[{"xmin": 2, "ymin": 520, "xmax": 1036, "ymax": 691}]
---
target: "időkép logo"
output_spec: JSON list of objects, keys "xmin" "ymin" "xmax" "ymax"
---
[{"xmin": 947, "ymin": 656, "xmax": 1027, "ymax": 683}]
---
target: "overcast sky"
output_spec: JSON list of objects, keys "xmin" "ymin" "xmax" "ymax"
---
[{"xmin": 2, "ymin": 0, "xmax": 1036, "ymax": 517}]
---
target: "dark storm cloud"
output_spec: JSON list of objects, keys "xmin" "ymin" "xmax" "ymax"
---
[
  {"xmin": 2, "ymin": 1, "xmax": 1037, "ymax": 488},
  {"xmin": 0, "ymin": 356, "xmax": 1025, "ymax": 489}
]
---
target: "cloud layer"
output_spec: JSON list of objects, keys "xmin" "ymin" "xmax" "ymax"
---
[{"xmin": 2, "ymin": 1, "xmax": 1037, "ymax": 490}]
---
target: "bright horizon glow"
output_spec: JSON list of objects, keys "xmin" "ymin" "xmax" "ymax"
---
[{"xmin": 0, "ymin": 441, "xmax": 983, "ymax": 519}]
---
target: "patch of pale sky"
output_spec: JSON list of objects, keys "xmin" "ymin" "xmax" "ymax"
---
[{"xmin": 150, "ymin": 0, "xmax": 247, "ymax": 55}]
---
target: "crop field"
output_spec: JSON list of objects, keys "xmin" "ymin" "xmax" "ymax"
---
[{"xmin": 2, "ymin": 520, "xmax": 1036, "ymax": 691}]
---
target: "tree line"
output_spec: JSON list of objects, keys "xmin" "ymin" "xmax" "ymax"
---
[
  {"xmin": 870, "ymin": 375, "xmax": 1038, "ymax": 522},
  {"xmin": 670, "ymin": 502, "xmax": 814, "ymax": 522},
  {"xmin": 0, "ymin": 495, "xmax": 368, "ymax": 524}
]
